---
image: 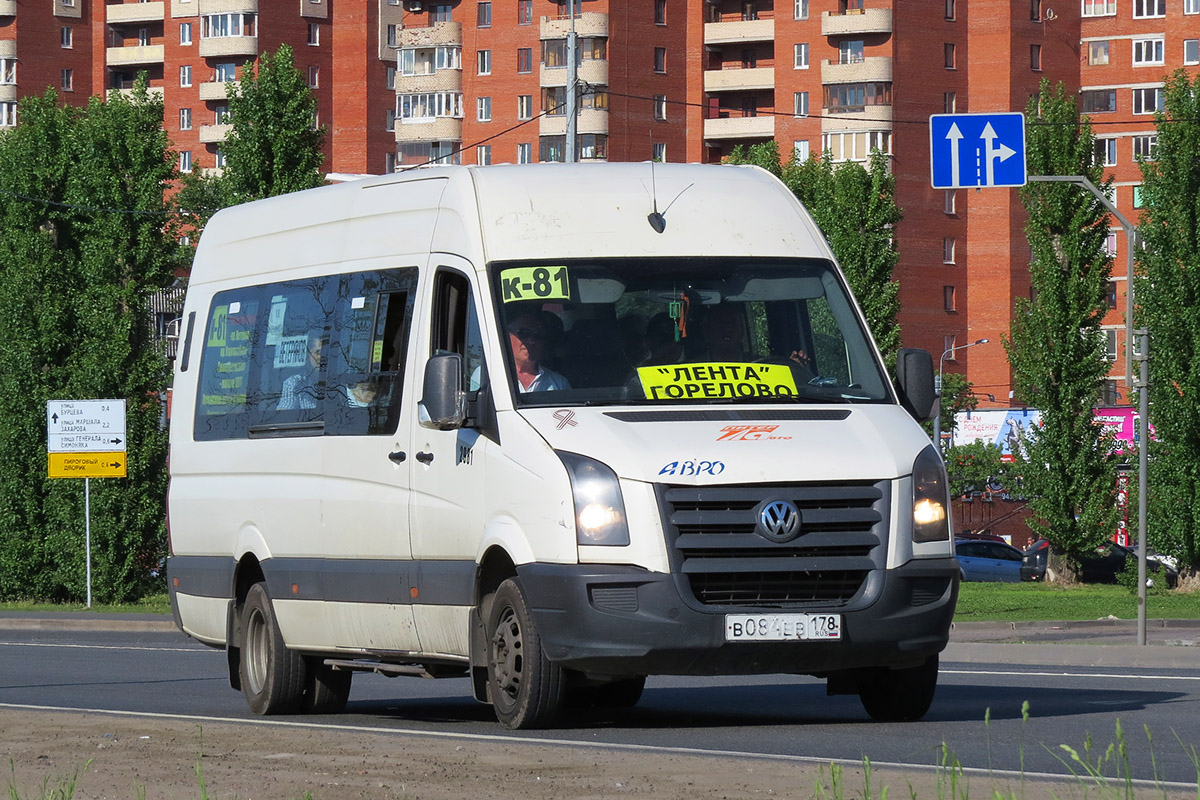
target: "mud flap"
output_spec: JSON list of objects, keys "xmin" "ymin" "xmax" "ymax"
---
[
  {"xmin": 469, "ymin": 606, "xmax": 490, "ymax": 703},
  {"xmin": 226, "ymin": 598, "xmax": 242, "ymax": 691}
]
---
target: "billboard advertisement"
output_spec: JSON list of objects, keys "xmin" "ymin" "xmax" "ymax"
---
[{"xmin": 953, "ymin": 407, "xmax": 1152, "ymax": 461}]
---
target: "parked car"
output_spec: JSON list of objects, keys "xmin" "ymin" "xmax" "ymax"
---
[
  {"xmin": 1021, "ymin": 538, "xmax": 1179, "ymax": 588},
  {"xmin": 954, "ymin": 539, "xmax": 1025, "ymax": 582}
]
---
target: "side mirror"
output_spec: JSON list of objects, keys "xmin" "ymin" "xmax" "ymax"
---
[
  {"xmin": 418, "ymin": 352, "xmax": 465, "ymax": 430},
  {"xmin": 895, "ymin": 348, "xmax": 935, "ymax": 422}
]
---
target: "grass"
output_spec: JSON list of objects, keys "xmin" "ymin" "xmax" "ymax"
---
[
  {"xmin": 0, "ymin": 593, "xmax": 170, "ymax": 615},
  {"xmin": 954, "ymin": 582, "xmax": 1200, "ymax": 622}
]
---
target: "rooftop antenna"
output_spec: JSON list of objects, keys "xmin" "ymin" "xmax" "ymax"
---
[{"xmin": 646, "ymin": 160, "xmax": 693, "ymax": 234}]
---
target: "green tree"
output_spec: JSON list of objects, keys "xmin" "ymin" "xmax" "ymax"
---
[
  {"xmin": 725, "ymin": 142, "xmax": 902, "ymax": 366},
  {"xmin": 944, "ymin": 441, "xmax": 1007, "ymax": 500},
  {"xmin": 1135, "ymin": 70, "xmax": 1200, "ymax": 571},
  {"xmin": 936, "ymin": 372, "xmax": 979, "ymax": 443},
  {"xmin": 0, "ymin": 78, "xmax": 181, "ymax": 602},
  {"xmin": 1005, "ymin": 80, "xmax": 1117, "ymax": 573}
]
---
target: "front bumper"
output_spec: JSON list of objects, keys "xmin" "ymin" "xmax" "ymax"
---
[{"xmin": 516, "ymin": 557, "xmax": 959, "ymax": 677}]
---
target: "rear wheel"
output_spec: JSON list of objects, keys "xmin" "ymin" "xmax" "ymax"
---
[
  {"xmin": 303, "ymin": 658, "xmax": 352, "ymax": 714},
  {"xmin": 239, "ymin": 582, "xmax": 306, "ymax": 715},
  {"xmin": 858, "ymin": 655, "xmax": 938, "ymax": 722},
  {"xmin": 486, "ymin": 578, "xmax": 565, "ymax": 729}
]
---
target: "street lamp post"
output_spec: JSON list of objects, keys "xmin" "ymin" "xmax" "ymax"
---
[{"xmin": 934, "ymin": 338, "xmax": 989, "ymax": 456}]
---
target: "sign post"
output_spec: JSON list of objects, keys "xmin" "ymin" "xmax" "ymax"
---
[{"xmin": 46, "ymin": 399, "xmax": 127, "ymax": 608}]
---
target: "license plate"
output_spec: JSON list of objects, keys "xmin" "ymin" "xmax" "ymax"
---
[{"xmin": 724, "ymin": 613, "xmax": 842, "ymax": 642}]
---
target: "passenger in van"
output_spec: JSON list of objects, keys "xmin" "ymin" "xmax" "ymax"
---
[
  {"xmin": 639, "ymin": 312, "xmax": 684, "ymax": 366},
  {"xmin": 277, "ymin": 334, "xmax": 323, "ymax": 410},
  {"xmin": 702, "ymin": 303, "xmax": 749, "ymax": 361},
  {"xmin": 507, "ymin": 311, "xmax": 571, "ymax": 392}
]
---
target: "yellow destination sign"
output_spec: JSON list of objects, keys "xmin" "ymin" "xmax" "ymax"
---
[
  {"xmin": 637, "ymin": 363, "xmax": 799, "ymax": 400},
  {"xmin": 48, "ymin": 451, "xmax": 127, "ymax": 479}
]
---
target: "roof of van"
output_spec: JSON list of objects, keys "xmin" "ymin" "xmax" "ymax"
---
[{"xmin": 191, "ymin": 163, "xmax": 833, "ymax": 285}]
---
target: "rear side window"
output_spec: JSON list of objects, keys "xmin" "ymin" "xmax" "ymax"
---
[{"xmin": 193, "ymin": 268, "xmax": 417, "ymax": 440}]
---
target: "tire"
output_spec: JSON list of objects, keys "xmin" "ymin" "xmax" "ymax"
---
[
  {"xmin": 239, "ymin": 582, "xmax": 306, "ymax": 715},
  {"xmin": 486, "ymin": 578, "xmax": 566, "ymax": 729},
  {"xmin": 858, "ymin": 655, "xmax": 939, "ymax": 722},
  {"xmin": 303, "ymin": 657, "xmax": 352, "ymax": 714}
]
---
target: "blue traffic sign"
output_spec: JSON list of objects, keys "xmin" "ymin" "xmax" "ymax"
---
[{"xmin": 930, "ymin": 112, "xmax": 1026, "ymax": 190}]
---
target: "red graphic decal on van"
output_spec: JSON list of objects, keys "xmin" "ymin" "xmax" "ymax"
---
[{"xmin": 553, "ymin": 409, "xmax": 578, "ymax": 430}]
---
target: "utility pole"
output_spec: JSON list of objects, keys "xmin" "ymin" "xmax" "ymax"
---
[{"xmin": 564, "ymin": 0, "xmax": 577, "ymax": 163}]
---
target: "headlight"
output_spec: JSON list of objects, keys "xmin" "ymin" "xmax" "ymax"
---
[
  {"xmin": 557, "ymin": 451, "xmax": 630, "ymax": 547},
  {"xmin": 912, "ymin": 445, "xmax": 950, "ymax": 543}
]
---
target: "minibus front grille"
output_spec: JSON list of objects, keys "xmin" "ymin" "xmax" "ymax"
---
[{"xmin": 659, "ymin": 482, "xmax": 888, "ymax": 608}]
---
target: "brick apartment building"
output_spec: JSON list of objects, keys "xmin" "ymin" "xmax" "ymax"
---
[{"xmin": 0, "ymin": 0, "xmax": 1196, "ymax": 403}]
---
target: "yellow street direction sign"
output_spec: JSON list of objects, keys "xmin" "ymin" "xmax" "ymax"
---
[{"xmin": 48, "ymin": 452, "xmax": 127, "ymax": 479}]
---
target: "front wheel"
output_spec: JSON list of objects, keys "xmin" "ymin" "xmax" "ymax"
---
[
  {"xmin": 239, "ymin": 582, "xmax": 306, "ymax": 715},
  {"xmin": 486, "ymin": 578, "xmax": 566, "ymax": 729},
  {"xmin": 858, "ymin": 655, "xmax": 938, "ymax": 722}
]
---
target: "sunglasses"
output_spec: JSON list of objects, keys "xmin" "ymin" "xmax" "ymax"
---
[{"xmin": 511, "ymin": 327, "xmax": 544, "ymax": 341}]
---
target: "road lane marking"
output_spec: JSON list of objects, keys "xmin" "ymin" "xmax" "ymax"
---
[
  {"xmin": 943, "ymin": 668, "xmax": 1200, "ymax": 682},
  {"xmin": 0, "ymin": 641, "xmax": 210, "ymax": 653},
  {"xmin": 0, "ymin": 701, "xmax": 1195, "ymax": 793}
]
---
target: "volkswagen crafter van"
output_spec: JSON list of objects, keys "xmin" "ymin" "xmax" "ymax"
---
[{"xmin": 167, "ymin": 163, "xmax": 957, "ymax": 729}]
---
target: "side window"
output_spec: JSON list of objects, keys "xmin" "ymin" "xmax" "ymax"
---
[
  {"xmin": 193, "ymin": 268, "xmax": 416, "ymax": 441},
  {"xmin": 431, "ymin": 269, "xmax": 486, "ymax": 392}
]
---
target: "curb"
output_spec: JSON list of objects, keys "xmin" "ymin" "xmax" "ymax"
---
[{"xmin": 0, "ymin": 616, "xmax": 177, "ymax": 633}]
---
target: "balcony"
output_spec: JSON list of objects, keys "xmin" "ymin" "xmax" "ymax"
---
[
  {"xmin": 821, "ymin": 8, "xmax": 892, "ymax": 36},
  {"xmin": 394, "ymin": 116, "xmax": 462, "ymax": 143},
  {"xmin": 107, "ymin": 1, "xmax": 165, "ymax": 24},
  {"xmin": 199, "ymin": 80, "xmax": 236, "ymax": 100},
  {"xmin": 703, "ymin": 114, "xmax": 775, "ymax": 140},
  {"xmin": 703, "ymin": 19, "xmax": 774, "ymax": 45},
  {"xmin": 54, "ymin": 0, "xmax": 82, "ymax": 18},
  {"xmin": 397, "ymin": 21, "xmax": 462, "ymax": 48},
  {"xmin": 703, "ymin": 66, "xmax": 774, "ymax": 93},
  {"xmin": 106, "ymin": 44, "xmax": 165, "ymax": 66},
  {"xmin": 199, "ymin": 35, "xmax": 257, "ymax": 58},
  {"xmin": 820, "ymin": 105, "xmax": 893, "ymax": 133},
  {"xmin": 540, "ymin": 11, "xmax": 607, "ymax": 39},
  {"xmin": 198, "ymin": 123, "xmax": 231, "ymax": 143},
  {"xmin": 0, "ymin": 0, "xmax": 16, "ymax": 16},
  {"xmin": 395, "ymin": 69, "xmax": 462, "ymax": 93},
  {"xmin": 539, "ymin": 108, "xmax": 608, "ymax": 137},
  {"xmin": 821, "ymin": 55, "xmax": 892, "ymax": 85},
  {"xmin": 117, "ymin": 85, "xmax": 165, "ymax": 100},
  {"xmin": 201, "ymin": 0, "xmax": 257, "ymax": 11},
  {"xmin": 540, "ymin": 59, "xmax": 608, "ymax": 87},
  {"xmin": 0, "ymin": 85, "xmax": 16, "ymax": 103},
  {"xmin": 301, "ymin": 0, "xmax": 327, "ymax": 18},
  {"xmin": 0, "ymin": 39, "xmax": 15, "ymax": 58}
]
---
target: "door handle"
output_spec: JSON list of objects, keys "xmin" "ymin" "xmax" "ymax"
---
[
  {"xmin": 388, "ymin": 451, "xmax": 406, "ymax": 463},
  {"xmin": 415, "ymin": 451, "xmax": 434, "ymax": 464}
]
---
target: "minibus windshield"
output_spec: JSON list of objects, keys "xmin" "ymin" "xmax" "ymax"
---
[{"xmin": 487, "ymin": 258, "xmax": 891, "ymax": 409}]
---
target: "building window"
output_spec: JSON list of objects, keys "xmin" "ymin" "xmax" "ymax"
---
[
  {"xmin": 1030, "ymin": 44, "xmax": 1041, "ymax": 70},
  {"xmin": 821, "ymin": 129, "xmax": 891, "ymax": 161},
  {"xmin": 793, "ymin": 91, "xmax": 809, "ymax": 117},
  {"xmin": 655, "ymin": 0, "xmax": 667, "ymax": 23},
  {"xmin": 1133, "ymin": 38, "xmax": 1165, "ymax": 65},
  {"xmin": 138, "ymin": 28, "xmax": 151, "ymax": 46},
  {"xmin": 654, "ymin": 47, "xmax": 666, "ymax": 72},
  {"xmin": 542, "ymin": 86, "xmax": 566, "ymax": 115},
  {"xmin": 61, "ymin": 27, "xmax": 73, "ymax": 48},
  {"xmin": 1031, "ymin": 0, "xmax": 1041, "ymax": 19},
  {"xmin": 943, "ymin": 237, "xmax": 956, "ymax": 264},
  {"xmin": 838, "ymin": 40, "xmax": 864, "ymax": 64},
  {"xmin": 518, "ymin": 0, "xmax": 532, "ymax": 24},
  {"xmin": 944, "ymin": 335, "xmax": 957, "ymax": 359},
  {"xmin": 794, "ymin": 43, "xmax": 809, "ymax": 69},
  {"xmin": 654, "ymin": 94, "xmax": 668, "ymax": 120},
  {"xmin": 431, "ymin": 4, "xmax": 452, "ymax": 22},
  {"xmin": 0, "ymin": 60, "xmax": 15, "ymax": 85},
  {"xmin": 1132, "ymin": 0, "xmax": 1166, "ymax": 16},
  {"xmin": 742, "ymin": 48, "xmax": 758, "ymax": 69},
  {"xmin": 214, "ymin": 62, "xmax": 236, "ymax": 82},
  {"xmin": 60, "ymin": 68, "xmax": 73, "ymax": 91},
  {"xmin": 1187, "ymin": 0, "xmax": 1200, "ymax": 12},
  {"xmin": 1080, "ymin": 89, "xmax": 1117, "ymax": 113},
  {"xmin": 939, "ymin": 91, "xmax": 955, "ymax": 113},
  {"xmin": 180, "ymin": 23, "xmax": 192, "ymax": 45},
  {"xmin": 202, "ymin": 13, "xmax": 256, "ymax": 39},
  {"xmin": 1082, "ymin": 0, "xmax": 1116, "ymax": 14},
  {"xmin": 944, "ymin": 286, "xmax": 956, "ymax": 312},
  {"xmin": 307, "ymin": 65, "xmax": 318, "ymax": 87},
  {"xmin": 398, "ymin": 92, "xmax": 464, "ymax": 121},
  {"xmin": 1132, "ymin": 134, "xmax": 1158, "ymax": 160},
  {"xmin": 180, "ymin": 108, "xmax": 192, "ymax": 130},
  {"xmin": 180, "ymin": 65, "xmax": 192, "ymax": 86},
  {"xmin": 477, "ymin": 144, "xmax": 491, "ymax": 165},
  {"xmin": 385, "ymin": 109, "xmax": 396, "ymax": 131},
  {"xmin": 214, "ymin": 104, "xmax": 231, "ymax": 124},
  {"xmin": 477, "ymin": 1, "xmax": 491, "ymax": 27},
  {"xmin": 945, "ymin": 0, "xmax": 956, "ymax": 19},
  {"xmin": 1104, "ymin": 231, "xmax": 1118, "ymax": 256},
  {"xmin": 517, "ymin": 142, "xmax": 532, "ymax": 163},
  {"xmin": 477, "ymin": 49, "xmax": 491, "ymax": 75},
  {"xmin": 179, "ymin": 151, "xmax": 192, "ymax": 173},
  {"xmin": 384, "ymin": 151, "xmax": 397, "ymax": 174},
  {"xmin": 944, "ymin": 43, "xmax": 956, "ymax": 69},
  {"xmin": 307, "ymin": 23, "xmax": 319, "ymax": 45},
  {"xmin": 794, "ymin": 140, "xmax": 810, "ymax": 161},
  {"xmin": 1094, "ymin": 138, "xmax": 1117, "ymax": 166},
  {"xmin": 1106, "ymin": 280, "xmax": 1118, "ymax": 309},
  {"xmin": 517, "ymin": 47, "xmax": 533, "ymax": 73},
  {"xmin": 1104, "ymin": 330, "xmax": 1118, "ymax": 361},
  {"xmin": 477, "ymin": 96, "xmax": 491, "ymax": 121},
  {"xmin": 1132, "ymin": 87, "xmax": 1163, "ymax": 114},
  {"xmin": 215, "ymin": 148, "xmax": 227, "ymax": 169},
  {"xmin": 795, "ymin": 0, "xmax": 809, "ymax": 19},
  {"xmin": 1186, "ymin": 39, "xmax": 1200, "ymax": 65},
  {"xmin": 1088, "ymin": 41, "xmax": 1109, "ymax": 65},
  {"xmin": 386, "ymin": 66, "xmax": 396, "ymax": 89},
  {"xmin": 517, "ymin": 94, "xmax": 532, "ymax": 120},
  {"xmin": 944, "ymin": 190, "xmax": 956, "ymax": 214},
  {"xmin": 824, "ymin": 82, "xmax": 893, "ymax": 113}
]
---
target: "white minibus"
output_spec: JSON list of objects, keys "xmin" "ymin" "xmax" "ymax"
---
[{"xmin": 167, "ymin": 163, "xmax": 957, "ymax": 728}]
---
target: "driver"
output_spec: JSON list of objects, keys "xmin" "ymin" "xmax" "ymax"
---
[{"xmin": 507, "ymin": 311, "xmax": 570, "ymax": 392}]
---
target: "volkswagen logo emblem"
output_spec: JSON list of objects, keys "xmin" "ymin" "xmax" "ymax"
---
[{"xmin": 758, "ymin": 500, "xmax": 801, "ymax": 542}]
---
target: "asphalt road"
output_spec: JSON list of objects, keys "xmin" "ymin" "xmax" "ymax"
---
[{"xmin": 1, "ymin": 619, "xmax": 1198, "ymax": 787}]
